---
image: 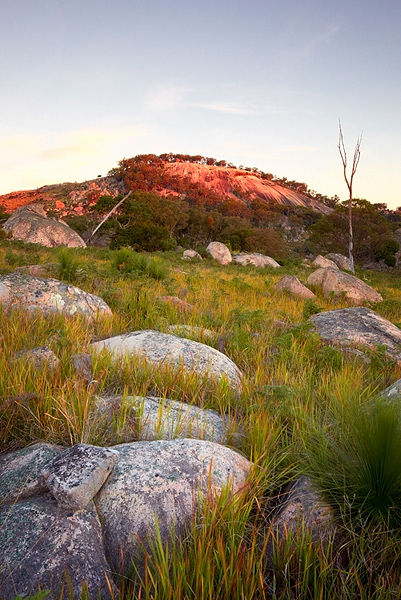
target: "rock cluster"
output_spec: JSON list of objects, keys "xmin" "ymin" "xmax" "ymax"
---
[
  {"xmin": 2, "ymin": 245, "xmax": 400, "ymax": 598},
  {"xmin": 0, "ymin": 440, "xmax": 251, "ymax": 599}
]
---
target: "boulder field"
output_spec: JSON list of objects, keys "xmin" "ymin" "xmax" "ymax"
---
[{"xmin": 2, "ymin": 258, "xmax": 401, "ymax": 597}]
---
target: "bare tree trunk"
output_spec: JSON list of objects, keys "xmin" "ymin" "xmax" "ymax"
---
[
  {"xmin": 348, "ymin": 190, "xmax": 354, "ymax": 273},
  {"xmin": 338, "ymin": 121, "xmax": 362, "ymax": 274},
  {"xmin": 87, "ymin": 190, "xmax": 132, "ymax": 244}
]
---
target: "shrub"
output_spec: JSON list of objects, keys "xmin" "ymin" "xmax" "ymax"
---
[{"xmin": 111, "ymin": 248, "xmax": 168, "ymax": 280}]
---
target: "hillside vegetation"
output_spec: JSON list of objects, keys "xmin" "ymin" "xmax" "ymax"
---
[
  {"xmin": 2, "ymin": 154, "xmax": 401, "ymax": 268},
  {"xmin": 2, "ymin": 237, "xmax": 401, "ymax": 598}
]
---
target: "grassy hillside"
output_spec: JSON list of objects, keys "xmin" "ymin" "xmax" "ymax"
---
[{"xmin": 2, "ymin": 239, "xmax": 401, "ymax": 599}]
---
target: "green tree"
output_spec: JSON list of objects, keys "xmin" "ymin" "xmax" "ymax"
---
[{"xmin": 309, "ymin": 199, "xmax": 398, "ymax": 264}]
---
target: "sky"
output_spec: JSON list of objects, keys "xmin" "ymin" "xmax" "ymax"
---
[{"xmin": 1, "ymin": 0, "xmax": 401, "ymax": 208}]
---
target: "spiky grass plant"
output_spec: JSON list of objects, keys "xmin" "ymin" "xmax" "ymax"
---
[
  {"xmin": 304, "ymin": 395, "xmax": 401, "ymax": 530},
  {"xmin": 112, "ymin": 247, "xmax": 168, "ymax": 280},
  {"xmin": 56, "ymin": 248, "xmax": 86, "ymax": 283}
]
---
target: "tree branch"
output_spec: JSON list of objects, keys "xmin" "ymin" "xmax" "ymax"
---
[{"xmin": 87, "ymin": 190, "xmax": 132, "ymax": 243}]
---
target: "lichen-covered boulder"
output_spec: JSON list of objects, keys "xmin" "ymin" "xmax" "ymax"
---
[
  {"xmin": 3, "ymin": 204, "xmax": 86, "ymax": 248},
  {"xmin": 325, "ymin": 253, "xmax": 351, "ymax": 271},
  {"xmin": 233, "ymin": 253, "xmax": 280, "ymax": 268},
  {"xmin": 0, "ymin": 273, "xmax": 112, "ymax": 317},
  {"xmin": 96, "ymin": 439, "xmax": 251, "ymax": 574},
  {"xmin": 136, "ymin": 395, "xmax": 234, "ymax": 443},
  {"xmin": 90, "ymin": 330, "xmax": 243, "ymax": 392},
  {"xmin": 206, "ymin": 241, "xmax": 232, "ymax": 265},
  {"xmin": 264, "ymin": 477, "xmax": 336, "ymax": 567},
  {"xmin": 0, "ymin": 443, "xmax": 62, "ymax": 504},
  {"xmin": 0, "ymin": 496, "xmax": 114, "ymax": 600},
  {"xmin": 312, "ymin": 255, "xmax": 339, "ymax": 269},
  {"xmin": 94, "ymin": 394, "xmax": 241, "ymax": 445},
  {"xmin": 307, "ymin": 268, "xmax": 383, "ymax": 304},
  {"xmin": 13, "ymin": 345, "xmax": 60, "ymax": 370},
  {"xmin": 275, "ymin": 275, "xmax": 316, "ymax": 299},
  {"xmin": 41, "ymin": 444, "xmax": 119, "ymax": 511},
  {"xmin": 309, "ymin": 307, "xmax": 401, "ymax": 362},
  {"xmin": 271, "ymin": 477, "xmax": 335, "ymax": 540}
]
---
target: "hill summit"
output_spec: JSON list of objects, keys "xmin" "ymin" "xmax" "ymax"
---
[{"xmin": 0, "ymin": 153, "xmax": 334, "ymax": 218}]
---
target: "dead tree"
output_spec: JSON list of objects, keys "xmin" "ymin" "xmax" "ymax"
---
[
  {"xmin": 338, "ymin": 121, "xmax": 362, "ymax": 274},
  {"xmin": 87, "ymin": 190, "xmax": 132, "ymax": 244}
]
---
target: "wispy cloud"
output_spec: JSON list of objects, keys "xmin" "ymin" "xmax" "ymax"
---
[
  {"xmin": 145, "ymin": 84, "xmax": 192, "ymax": 111},
  {"xmin": 302, "ymin": 23, "xmax": 339, "ymax": 57},
  {"xmin": 192, "ymin": 102, "xmax": 256, "ymax": 115}
]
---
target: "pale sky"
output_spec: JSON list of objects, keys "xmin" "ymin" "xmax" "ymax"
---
[{"xmin": 1, "ymin": 0, "xmax": 400, "ymax": 207}]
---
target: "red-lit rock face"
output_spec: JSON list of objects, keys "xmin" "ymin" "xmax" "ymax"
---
[
  {"xmin": 0, "ymin": 162, "xmax": 331, "ymax": 217},
  {"xmin": 162, "ymin": 162, "xmax": 331, "ymax": 213}
]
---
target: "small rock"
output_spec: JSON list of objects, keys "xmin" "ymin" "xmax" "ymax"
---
[
  {"xmin": 14, "ymin": 346, "xmax": 60, "ymax": 370},
  {"xmin": 72, "ymin": 353, "xmax": 94, "ymax": 384},
  {"xmin": 158, "ymin": 295, "xmax": 194, "ymax": 311},
  {"xmin": 206, "ymin": 241, "xmax": 232, "ymax": 265},
  {"xmin": 40, "ymin": 444, "xmax": 119, "ymax": 511},
  {"xmin": 275, "ymin": 275, "xmax": 316, "ymax": 299},
  {"xmin": 266, "ymin": 477, "xmax": 336, "ymax": 556},
  {"xmin": 325, "ymin": 253, "xmax": 351, "ymax": 271},
  {"xmin": 15, "ymin": 263, "xmax": 58, "ymax": 277},
  {"xmin": 381, "ymin": 378, "xmax": 401, "ymax": 401},
  {"xmin": 309, "ymin": 306, "xmax": 401, "ymax": 362},
  {"xmin": 182, "ymin": 249, "xmax": 203, "ymax": 260},
  {"xmin": 0, "ymin": 272, "xmax": 112, "ymax": 317},
  {"xmin": 232, "ymin": 253, "xmax": 280, "ymax": 268},
  {"xmin": 167, "ymin": 324, "xmax": 217, "ymax": 343},
  {"xmin": 312, "ymin": 255, "xmax": 339, "ymax": 269}
]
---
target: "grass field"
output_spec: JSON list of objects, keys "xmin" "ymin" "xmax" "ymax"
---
[{"xmin": 2, "ymin": 240, "xmax": 401, "ymax": 599}]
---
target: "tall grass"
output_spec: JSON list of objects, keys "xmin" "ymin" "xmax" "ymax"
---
[
  {"xmin": 304, "ymin": 395, "xmax": 401, "ymax": 529},
  {"xmin": 112, "ymin": 247, "xmax": 168, "ymax": 280},
  {"xmin": 2, "ymin": 240, "xmax": 401, "ymax": 598}
]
